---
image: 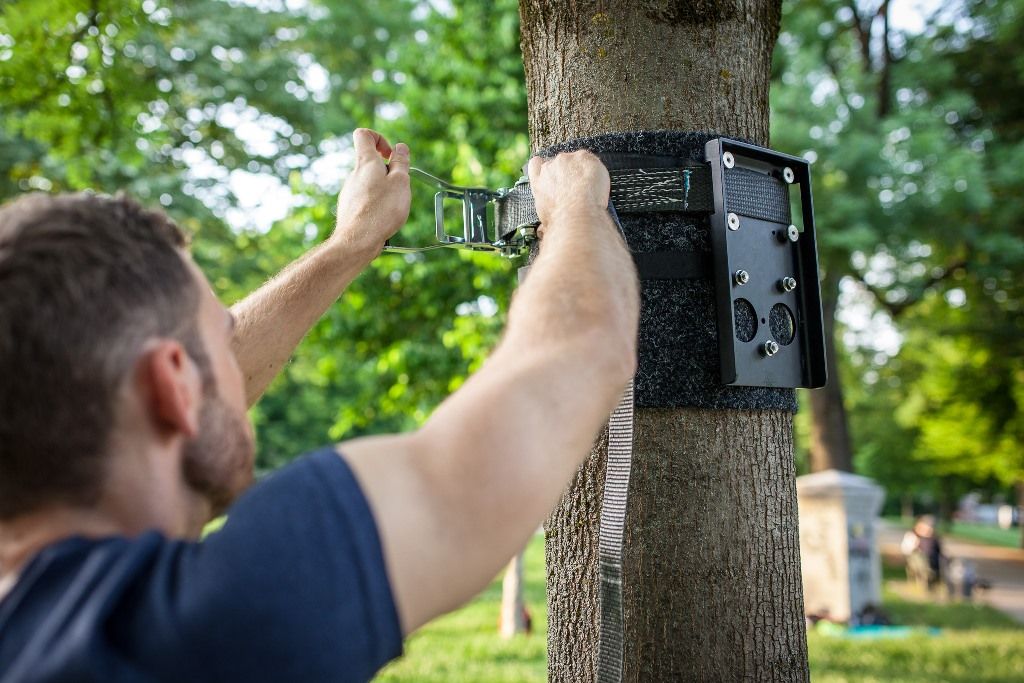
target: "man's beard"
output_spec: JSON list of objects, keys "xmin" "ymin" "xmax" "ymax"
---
[{"xmin": 181, "ymin": 392, "xmax": 255, "ymax": 518}]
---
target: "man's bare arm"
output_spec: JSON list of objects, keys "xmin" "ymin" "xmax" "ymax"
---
[
  {"xmin": 341, "ymin": 151, "xmax": 640, "ymax": 634},
  {"xmin": 231, "ymin": 129, "xmax": 411, "ymax": 406}
]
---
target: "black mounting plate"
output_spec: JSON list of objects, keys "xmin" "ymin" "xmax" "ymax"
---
[{"xmin": 705, "ymin": 138, "xmax": 827, "ymax": 389}]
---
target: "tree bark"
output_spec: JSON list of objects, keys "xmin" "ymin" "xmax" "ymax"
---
[
  {"xmin": 808, "ymin": 279, "xmax": 854, "ymax": 472},
  {"xmin": 519, "ymin": 2, "xmax": 809, "ymax": 681}
]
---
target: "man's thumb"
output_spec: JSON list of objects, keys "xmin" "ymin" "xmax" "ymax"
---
[{"xmin": 388, "ymin": 143, "xmax": 410, "ymax": 175}]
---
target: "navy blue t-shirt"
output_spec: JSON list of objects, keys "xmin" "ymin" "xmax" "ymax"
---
[{"xmin": 0, "ymin": 448, "xmax": 403, "ymax": 682}]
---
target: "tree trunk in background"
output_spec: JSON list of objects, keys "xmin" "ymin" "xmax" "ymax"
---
[
  {"xmin": 808, "ymin": 280, "xmax": 854, "ymax": 472},
  {"xmin": 499, "ymin": 551, "xmax": 529, "ymax": 638},
  {"xmin": 1017, "ymin": 482, "xmax": 1023, "ymax": 550},
  {"xmin": 519, "ymin": 2, "xmax": 809, "ymax": 681},
  {"xmin": 901, "ymin": 492, "xmax": 914, "ymax": 520}
]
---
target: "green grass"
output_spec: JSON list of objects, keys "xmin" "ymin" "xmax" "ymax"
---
[
  {"xmin": 374, "ymin": 536, "xmax": 1024, "ymax": 682},
  {"xmin": 373, "ymin": 534, "xmax": 547, "ymax": 682},
  {"xmin": 809, "ymin": 585, "xmax": 1024, "ymax": 682},
  {"xmin": 946, "ymin": 521, "xmax": 1022, "ymax": 549},
  {"xmin": 884, "ymin": 516, "xmax": 1022, "ymax": 549}
]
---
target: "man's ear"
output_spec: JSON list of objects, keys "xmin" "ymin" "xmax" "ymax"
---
[{"xmin": 139, "ymin": 340, "xmax": 202, "ymax": 439}]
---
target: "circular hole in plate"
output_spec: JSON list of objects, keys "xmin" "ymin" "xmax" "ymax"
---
[
  {"xmin": 769, "ymin": 303, "xmax": 796, "ymax": 346},
  {"xmin": 734, "ymin": 298, "xmax": 757, "ymax": 342}
]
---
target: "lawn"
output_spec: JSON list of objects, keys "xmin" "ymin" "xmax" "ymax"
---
[
  {"xmin": 373, "ymin": 535, "xmax": 547, "ymax": 683},
  {"xmin": 945, "ymin": 522, "xmax": 1022, "ymax": 549},
  {"xmin": 884, "ymin": 516, "xmax": 1022, "ymax": 549},
  {"xmin": 808, "ymin": 588, "xmax": 1024, "ymax": 683},
  {"xmin": 374, "ymin": 535, "xmax": 1024, "ymax": 682}
]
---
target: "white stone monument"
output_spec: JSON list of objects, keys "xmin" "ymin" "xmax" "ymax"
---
[{"xmin": 797, "ymin": 469, "xmax": 885, "ymax": 622}]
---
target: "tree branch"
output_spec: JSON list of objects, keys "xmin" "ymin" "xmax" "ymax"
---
[
  {"xmin": 821, "ymin": 35, "xmax": 852, "ymax": 106},
  {"xmin": 849, "ymin": 257, "xmax": 969, "ymax": 318},
  {"xmin": 878, "ymin": 0, "xmax": 893, "ymax": 118},
  {"xmin": 846, "ymin": 0, "xmax": 872, "ymax": 73}
]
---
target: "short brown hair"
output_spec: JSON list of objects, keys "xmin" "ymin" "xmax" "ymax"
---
[{"xmin": 0, "ymin": 193, "xmax": 206, "ymax": 518}]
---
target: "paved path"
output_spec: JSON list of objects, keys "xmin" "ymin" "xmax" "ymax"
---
[{"xmin": 878, "ymin": 521, "xmax": 1024, "ymax": 623}]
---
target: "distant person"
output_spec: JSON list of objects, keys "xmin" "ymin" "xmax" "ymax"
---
[
  {"xmin": 0, "ymin": 131, "xmax": 640, "ymax": 681},
  {"xmin": 901, "ymin": 515, "xmax": 944, "ymax": 590}
]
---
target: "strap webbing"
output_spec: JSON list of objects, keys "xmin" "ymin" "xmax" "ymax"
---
[
  {"xmin": 495, "ymin": 160, "xmax": 791, "ymax": 276},
  {"xmin": 725, "ymin": 166, "xmax": 792, "ymax": 224},
  {"xmin": 597, "ymin": 380, "xmax": 635, "ymax": 683},
  {"xmin": 495, "ymin": 163, "xmax": 714, "ymax": 243},
  {"xmin": 608, "ymin": 165, "xmax": 713, "ymax": 213},
  {"xmin": 631, "ymin": 251, "xmax": 710, "ymax": 280}
]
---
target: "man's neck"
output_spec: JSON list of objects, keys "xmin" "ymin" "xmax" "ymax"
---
[
  {"xmin": 0, "ymin": 488, "xmax": 210, "ymax": 599},
  {"xmin": 0, "ymin": 507, "xmax": 125, "ymax": 599}
]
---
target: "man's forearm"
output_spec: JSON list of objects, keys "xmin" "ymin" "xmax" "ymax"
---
[
  {"xmin": 231, "ymin": 241, "xmax": 374, "ymax": 406},
  {"xmin": 343, "ymin": 199, "xmax": 640, "ymax": 633},
  {"xmin": 506, "ymin": 204, "xmax": 638, "ymax": 356}
]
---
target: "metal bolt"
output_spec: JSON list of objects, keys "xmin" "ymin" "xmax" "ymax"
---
[
  {"xmin": 723, "ymin": 151, "xmax": 735, "ymax": 169},
  {"xmin": 786, "ymin": 224, "xmax": 800, "ymax": 242},
  {"xmin": 782, "ymin": 167, "xmax": 795, "ymax": 184},
  {"xmin": 727, "ymin": 212, "xmax": 740, "ymax": 230},
  {"xmin": 762, "ymin": 340, "xmax": 780, "ymax": 357},
  {"xmin": 779, "ymin": 276, "xmax": 797, "ymax": 293},
  {"xmin": 734, "ymin": 269, "xmax": 750, "ymax": 286}
]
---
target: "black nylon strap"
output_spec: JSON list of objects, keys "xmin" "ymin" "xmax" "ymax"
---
[
  {"xmin": 631, "ymin": 251, "xmax": 711, "ymax": 280},
  {"xmin": 725, "ymin": 166, "xmax": 792, "ymax": 224},
  {"xmin": 608, "ymin": 165, "xmax": 713, "ymax": 213},
  {"xmin": 495, "ymin": 157, "xmax": 790, "ymax": 244}
]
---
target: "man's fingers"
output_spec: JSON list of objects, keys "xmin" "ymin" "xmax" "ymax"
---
[
  {"xmin": 527, "ymin": 156, "xmax": 546, "ymax": 183},
  {"xmin": 387, "ymin": 142, "xmax": 410, "ymax": 175},
  {"xmin": 353, "ymin": 128, "xmax": 393, "ymax": 164}
]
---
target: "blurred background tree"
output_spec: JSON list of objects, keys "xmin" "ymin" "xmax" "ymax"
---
[
  {"xmin": 1, "ymin": 0, "xmax": 1020, "ymax": 538},
  {"xmin": 772, "ymin": 0, "xmax": 1023, "ymax": 534},
  {"xmin": 0, "ymin": 0, "xmax": 526, "ymax": 469}
]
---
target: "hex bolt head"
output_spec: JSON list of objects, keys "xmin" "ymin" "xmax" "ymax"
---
[
  {"xmin": 723, "ymin": 151, "xmax": 735, "ymax": 169},
  {"xmin": 782, "ymin": 167, "xmax": 795, "ymax": 184},
  {"xmin": 762, "ymin": 340, "xmax": 780, "ymax": 357},
  {"xmin": 779, "ymin": 276, "xmax": 797, "ymax": 293},
  {"xmin": 727, "ymin": 213, "xmax": 741, "ymax": 230},
  {"xmin": 734, "ymin": 269, "xmax": 750, "ymax": 286}
]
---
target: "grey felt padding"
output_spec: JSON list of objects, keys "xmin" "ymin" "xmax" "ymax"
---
[{"xmin": 536, "ymin": 130, "xmax": 797, "ymax": 412}]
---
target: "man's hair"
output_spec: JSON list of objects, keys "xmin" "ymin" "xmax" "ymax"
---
[{"xmin": 0, "ymin": 192, "xmax": 208, "ymax": 519}]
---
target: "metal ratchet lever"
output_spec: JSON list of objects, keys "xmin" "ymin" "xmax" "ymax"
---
[{"xmin": 383, "ymin": 168, "xmax": 506, "ymax": 255}]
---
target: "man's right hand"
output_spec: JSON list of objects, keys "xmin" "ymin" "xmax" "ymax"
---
[
  {"xmin": 331, "ymin": 128, "xmax": 412, "ymax": 262},
  {"xmin": 528, "ymin": 150, "xmax": 611, "ymax": 236},
  {"xmin": 341, "ymin": 146, "xmax": 639, "ymax": 636}
]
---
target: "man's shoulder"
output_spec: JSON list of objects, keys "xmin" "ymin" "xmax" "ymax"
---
[
  {"xmin": 0, "ymin": 531, "xmax": 179, "ymax": 682},
  {"xmin": 0, "ymin": 449, "xmax": 402, "ymax": 682}
]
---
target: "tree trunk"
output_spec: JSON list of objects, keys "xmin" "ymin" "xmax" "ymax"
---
[
  {"xmin": 808, "ymin": 279, "xmax": 854, "ymax": 472},
  {"xmin": 519, "ymin": 2, "xmax": 809, "ymax": 681},
  {"xmin": 499, "ymin": 551, "xmax": 529, "ymax": 638},
  {"xmin": 901, "ymin": 492, "xmax": 914, "ymax": 520}
]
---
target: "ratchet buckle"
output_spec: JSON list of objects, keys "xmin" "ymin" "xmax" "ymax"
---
[{"xmin": 383, "ymin": 169, "xmax": 535, "ymax": 257}]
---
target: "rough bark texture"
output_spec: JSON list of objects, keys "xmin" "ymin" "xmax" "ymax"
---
[
  {"xmin": 519, "ymin": 1, "xmax": 810, "ymax": 681},
  {"xmin": 808, "ymin": 282, "xmax": 854, "ymax": 473}
]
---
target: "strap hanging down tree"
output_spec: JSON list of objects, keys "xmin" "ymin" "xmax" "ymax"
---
[{"xmin": 385, "ymin": 135, "xmax": 827, "ymax": 682}]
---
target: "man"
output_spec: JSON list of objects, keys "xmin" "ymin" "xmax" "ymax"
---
[{"xmin": 0, "ymin": 128, "xmax": 639, "ymax": 681}]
